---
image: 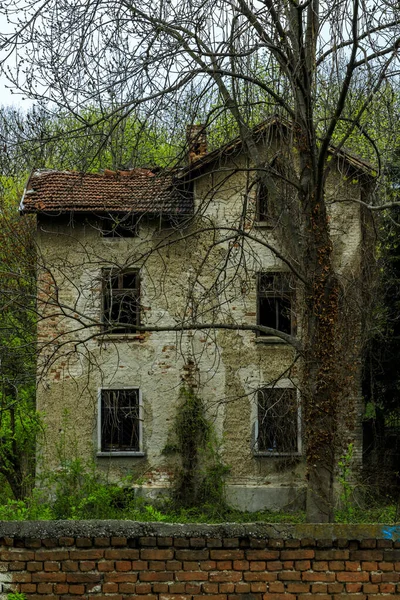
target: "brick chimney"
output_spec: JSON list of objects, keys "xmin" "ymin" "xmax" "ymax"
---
[{"xmin": 186, "ymin": 124, "xmax": 207, "ymax": 164}]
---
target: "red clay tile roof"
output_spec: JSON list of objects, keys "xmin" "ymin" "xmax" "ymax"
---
[{"xmin": 20, "ymin": 168, "xmax": 193, "ymax": 215}]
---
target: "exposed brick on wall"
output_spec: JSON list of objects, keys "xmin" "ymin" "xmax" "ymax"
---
[{"xmin": 1, "ymin": 523, "xmax": 400, "ymax": 599}]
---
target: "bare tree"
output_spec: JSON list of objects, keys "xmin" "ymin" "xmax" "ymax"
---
[{"xmin": 1, "ymin": 0, "xmax": 400, "ymax": 521}]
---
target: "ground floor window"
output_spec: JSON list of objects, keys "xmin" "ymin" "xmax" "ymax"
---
[
  {"xmin": 256, "ymin": 386, "xmax": 301, "ymax": 455},
  {"xmin": 99, "ymin": 388, "xmax": 142, "ymax": 454}
]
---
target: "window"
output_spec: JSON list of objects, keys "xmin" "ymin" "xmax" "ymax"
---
[
  {"xmin": 256, "ymin": 387, "xmax": 300, "ymax": 455},
  {"xmin": 102, "ymin": 214, "xmax": 138, "ymax": 238},
  {"xmin": 102, "ymin": 270, "xmax": 139, "ymax": 334},
  {"xmin": 257, "ymin": 272, "xmax": 294, "ymax": 336},
  {"xmin": 256, "ymin": 180, "xmax": 269, "ymax": 222},
  {"xmin": 99, "ymin": 388, "xmax": 142, "ymax": 454}
]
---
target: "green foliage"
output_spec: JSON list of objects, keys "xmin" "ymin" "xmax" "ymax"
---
[
  {"xmin": 8, "ymin": 593, "xmax": 26, "ymax": 600},
  {"xmin": 166, "ymin": 384, "xmax": 229, "ymax": 510},
  {"xmin": 336, "ymin": 443, "xmax": 355, "ymax": 522}
]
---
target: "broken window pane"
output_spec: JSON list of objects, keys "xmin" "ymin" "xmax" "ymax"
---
[
  {"xmin": 103, "ymin": 270, "xmax": 139, "ymax": 334},
  {"xmin": 257, "ymin": 387, "xmax": 299, "ymax": 453},
  {"xmin": 101, "ymin": 389, "xmax": 140, "ymax": 452},
  {"xmin": 257, "ymin": 272, "xmax": 294, "ymax": 336}
]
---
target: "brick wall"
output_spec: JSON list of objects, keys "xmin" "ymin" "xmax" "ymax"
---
[{"xmin": 1, "ymin": 522, "xmax": 400, "ymax": 599}]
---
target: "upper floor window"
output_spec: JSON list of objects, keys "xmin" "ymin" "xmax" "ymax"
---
[
  {"xmin": 101, "ymin": 214, "xmax": 138, "ymax": 238},
  {"xmin": 102, "ymin": 270, "xmax": 139, "ymax": 334},
  {"xmin": 257, "ymin": 272, "xmax": 294, "ymax": 337},
  {"xmin": 256, "ymin": 180, "xmax": 269, "ymax": 222},
  {"xmin": 256, "ymin": 386, "xmax": 300, "ymax": 455},
  {"xmin": 99, "ymin": 388, "xmax": 142, "ymax": 454}
]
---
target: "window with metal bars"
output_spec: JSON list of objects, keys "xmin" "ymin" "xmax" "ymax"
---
[
  {"xmin": 257, "ymin": 272, "xmax": 294, "ymax": 336},
  {"xmin": 100, "ymin": 388, "xmax": 141, "ymax": 453},
  {"xmin": 256, "ymin": 387, "xmax": 300, "ymax": 454},
  {"xmin": 102, "ymin": 270, "xmax": 139, "ymax": 334}
]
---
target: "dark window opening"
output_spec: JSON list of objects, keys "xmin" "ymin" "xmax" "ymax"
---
[
  {"xmin": 103, "ymin": 270, "xmax": 139, "ymax": 334},
  {"xmin": 257, "ymin": 387, "xmax": 299, "ymax": 454},
  {"xmin": 257, "ymin": 272, "xmax": 294, "ymax": 336},
  {"xmin": 257, "ymin": 181, "xmax": 269, "ymax": 221},
  {"xmin": 101, "ymin": 389, "xmax": 140, "ymax": 452},
  {"xmin": 102, "ymin": 214, "xmax": 138, "ymax": 238}
]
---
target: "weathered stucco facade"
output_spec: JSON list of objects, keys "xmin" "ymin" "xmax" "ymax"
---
[{"xmin": 23, "ymin": 123, "xmax": 374, "ymax": 510}]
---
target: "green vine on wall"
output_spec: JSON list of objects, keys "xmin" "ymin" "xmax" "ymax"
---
[{"xmin": 164, "ymin": 384, "xmax": 229, "ymax": 509}]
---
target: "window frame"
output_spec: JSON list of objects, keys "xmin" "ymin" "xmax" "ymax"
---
[
  {"xmin": 97, "ymin": 387, "xmax": 144, "ymax": 457},
  {"xmin": 101, "ymin": 269, "xmax": 140, "ymax": 335},
  {"xmin": 256, "ymin": 271, "xmax": 295, "ymax": 338},
  {"xmin": 254, "ymin": 384, "xmax": 302, "ymax": 457}
]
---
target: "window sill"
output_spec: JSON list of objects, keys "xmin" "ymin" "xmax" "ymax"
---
[
  {"xmin": 254, "ymin": 451, "xmax": 302, "ymax": 457},
  {"xmin": 254, "ymin": 221, "xmax": 273, "ymax": 228},
  {"xmin": 97, "ymin": 451, "xmax": 146, "ymax": 457},
  {"xmin": 255, "ymin": 336, "xmax": 288, "ymax": 344},
  {"xmin": 99, "ymin": 333, "xmax": 145, "ymax": 341}
]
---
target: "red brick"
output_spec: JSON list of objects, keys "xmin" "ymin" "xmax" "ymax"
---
[
  {"xmin": 141, "ymin": 549, "xmax": 174, "ymax": 560},
  {"xmin": 32, "ymin": 572, "xmax": 67, "ymax": 582},
  {"xmin": 346, "ymin": 582, "xmax": 363, "ymax": 592},
  {"xmin": 62, "ymin": 560, "xmax": 79, "ymax": 571},
  {"xmin": 266, "ymin": 561, "xmax": 283, "ymax": 571},
  {"xmin": 244, "ymin": 572, "xmax": 277, "ymax": 582},
  {"xmin": 336, "ymin": 571, "xmax": 369, "ymax": 582},
  {"xmin": 345, "ymin": 560, "xmax": 361, "ymax": 571},
  {"xmin": 202, "ymin": 582, "xmax": 219, "ymax": 593},
  {"xmin": 312, "ymin": 583, "xmax": 327, "ymax": 593},
  {"xmin": 268, "ymin": 582, "xmax": 284, "ymax": 592},
  {"xmin": 68, "ymin": 584, "xmax": 85, "ymax": 594},
  {"xmin": 295, "ymin": 560, "xmax": 311, "ymax": 570},
  {"xmin": 217, "ymin": 560, "xmax": 232, "ymax": 570},
  {"xmin": 9, "ymin": 562, "xmax": 26, "ymax": 570},
  {"xmin": 199, "ymin": 560, "xmax": 216, "ymax": 570},
  {"xmin": 285, "ymin": 539, "xmax": 300, "ymax": 548},
  {"xmin": 69, "ymin": 549, "xmax": 104, "ymax": 560},
  {"xmin": 250, "ymin": 582, "xmax": 267, "ymax": 592},
  {"xmin": 66, "ymin": 573, "xmax": 101, "ymax": 583},
  {"xmin": 98, "ymin": 560, "xmax": 114, "ymax": 571},
  {"xmin": 210, "ymin": 550, "xmax": 244, "ymax": 560},
  {"xmin": 20, "ymin": 584, "xmax": 37, "ymax": 593},
  {"xmin": 135, "ymin": 583, "xmax": 152, "ymax": 594},
  {"xmin": 363, "ymin": 583, "xmax": 379, "ymax": 593},
  {"xmin": 44, "ymin": 561, "xmax": 60, "ymax": 571},
  {"xmin": 27, "ymin": 561, "xmax": 43, "ymax": 571},
  {"xmin": 76, "ymin": 537, "xmax": 92, "ymax": 548},
  {"xmin": 246, "ymin": 550, "xmax": 279, "ymax": 560},
  {"xmin": 235, "ymin": 582, "xmax": 251, "ymax": 593},
  {"xmin": 37, "ymin": 583, "xmax": 53, "ymax": 593},
  {"xmin": 190, "ymin": 538, "xmax": 206, "ymax": 548},
  {"xmin": 12, "ymin": 573, "xmax": 32, "ymax": 582},
  {"xmin": 1, "ymin": 551, "xmax": 35, "ymax": 561},
  {"xmin": 58, "ymin": 537, "xmax": 75, "ymax": 547},
  {"xmin": 139, "ymin": 571, "xmax": 172, "ymax": 582},
  {"xmin": 302, "ymin": 572, "xmax": 335, "ymax": 582},
  {"xmin": 329, "ymin": 560, "xmax": 344, "ymax": 570},
  {"xmin": 193, "ymin": 596, "xmax": 226, "ymax": 600},
  {"xmin": 328, "ymin": 583, "xmax": 344, "ymax": 593},
  {"xmin": 360, "ymin": 539, "xmax": 376, "ymax": 549},
  {"xmin": 54, "ymin": 583, "xmax": 69, "ymax": 594},
  {"xmin": 316, "ymin": 550, "xmax": 349, "ymax": 560},
  {"xmin": 103, "ymin": 582, "xmax": 118, "ymax": 593},
  {"xmin": 118, "ymin": 583, "xmax": 136, "ymax": 593},
  {"xmin": 362, "ymin": 560, "xmax": 378, "ymax": 570},
  {"xmin": 150, "ymin": 560, "xmax": 166, "ymax": 570},
  {"xmin": 312, "ymin": 560, "xmax": 329, "ymax": 571},
  {"xmin": 249, "ymin": 561, "xmax": 266, "ymax": 571},
  {"xmin": 168, "ymin": 583, "xmax": 186, "ymax": 593},
  {"xmin": 379, "ymin": 560, "xmax": 394, "ymax": 571},
  {"xmin": 263, "ymin": 594, "xmax": 296, "ymax": 600},
  {"xmin": 111, "ymin": 537, "xmax": 127, "ymax": 546},
  {"xmin": 175, "ymin": 550, "xmax": 209, "ymax": 561},
  {"xmin": 157, "ymin": 537, "xmax": 173, "ymax": 547},
  {"xmin": 350, "ymin": 550, "xmax": 383, "ymax": 560},
  {"xmin": 185, "ymin": 583, "xmax": 201, "ymax": 594},
  {"xmin": 105, "ymin": 549, "xmax": 139, "ymax": 560},
  {"xmin": 139, "ymin": 537, "xmax": 157, "ymax": 546},
  {"xmin": 104, "ymin": 573, "xmax": 138, "ymax": 583},
  {"xmin": 35, "ymin": 550, "xmax": 69, "ymax": 561},
  {"xmin": 287, "ymin": 582, "xmax": 311, "ymax": 593},
  {"xmin": 176, "ymin": 571, "xmax": 208, "ymax": 581},
  {"xmin": 278, "ymin": 571, "xmax": 301, "ymax": 581},
  {"xmin": 167, "ymin": 560, "xmax": 183, "ymax": 571},
  {"xmin": 154, "ymin": 583, "xmax": 169, "ymax": 593},
  {"xmin": 280, "ymin": 550, "xmax": 314, "ymax": 560},
  {"xmin": 25, "ymin": 539, "xmax": 42, "ymax": 548},
  {"xmin": 183, "ymin": 561, "xmax": 200, "ymax": 571},
  {"xmin": 174, "ymin": 539, "xmax": 190, "ymax": 548},
  {"xmin": 132, "ymin": 560, "xmax": 148, "ymax": 570},
  {"xmin": 219, "ymin": 583, "xmax": 235, "ymax": 593},
  {"xmin": 380, "ymin": 582, "xmax": 396, "ymax": 592},
  {"xmin": 233, "ymin": 560, "xmax": 249, "ymax": 570},
  {"xmin": 115, "ymin": 560, "xmax": 131, "ymax": 571},
  {"xmin": 94, "ymin": 537, "xmax": 110, "ymax": 547},
  {"xmin": 209, "ymin": 571, "xmax": 242, "ymax": 583}
]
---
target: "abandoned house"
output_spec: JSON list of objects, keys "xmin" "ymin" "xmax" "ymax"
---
[{"xmin": 20, "ymin": 120, "xmax": 374, "ymax": 511}]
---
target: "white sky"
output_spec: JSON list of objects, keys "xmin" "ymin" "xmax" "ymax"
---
[{"xmin": 0, "ymin": 12, "xmax": 33, "ymax": 108}]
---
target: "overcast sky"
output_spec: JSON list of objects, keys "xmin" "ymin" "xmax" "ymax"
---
[{"xmin": 0, "ymin": 12, "xmax": 33, "ymax": 108}]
